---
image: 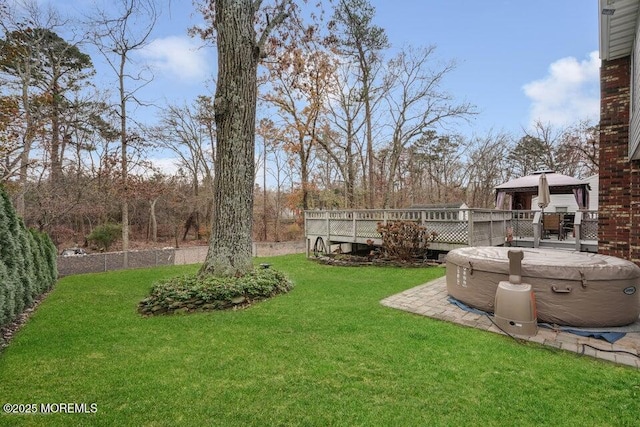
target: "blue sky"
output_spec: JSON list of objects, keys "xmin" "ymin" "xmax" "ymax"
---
[
  {"xmin": 373, "ymin": 0, "xmax": 599, "ymax": 134},
  {"xmin": 41, "ymin": 0, "xmax": 599, "ymax": 168}
]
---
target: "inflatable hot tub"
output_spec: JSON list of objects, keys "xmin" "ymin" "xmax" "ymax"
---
[{"xmin": 446, "ymin": 247, "xmax": 640, "ymax": 327}]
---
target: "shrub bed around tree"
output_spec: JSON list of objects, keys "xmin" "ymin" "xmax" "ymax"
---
[{"xmin": 138, "ymin": 267, "xmax": 294, "ymax": 315}]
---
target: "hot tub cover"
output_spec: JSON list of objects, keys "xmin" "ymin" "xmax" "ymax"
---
[{"xmin": 445, "ymin": 247, "xmax": 640, "ymax": 327}]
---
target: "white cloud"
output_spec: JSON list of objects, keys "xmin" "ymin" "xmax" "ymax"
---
[
  {"xmin": 523, "ymin": 51, "xmax": 600, "ymax": 128},
  {"xmin": 130, "ymin": 157, "xmax": 182, "ymax": 177},
  {"xmin": 139, "ymin": 36, "xmax": 211, "ymax": 83},
  {"xmin": 150, "ymin": 157, "xmax": 182, "ymax": 175}
]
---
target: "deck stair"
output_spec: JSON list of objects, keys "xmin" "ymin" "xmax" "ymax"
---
[{"xmin": 539, "ymin": 239, "xmax": 582, "ymax": 251}]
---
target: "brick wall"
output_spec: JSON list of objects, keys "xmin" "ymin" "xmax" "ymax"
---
[{"xmin": 598, "ymin": 56, "xmax": 640, "ymax": 264}]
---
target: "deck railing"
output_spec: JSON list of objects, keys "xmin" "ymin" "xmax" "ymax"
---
[
  {"xmin": 304, "ymin": 208, "xmax": 599, "ymax": 255},
  {"xmin": 577, "ymin": 210, "xmax": 599, "ymax": 240},
  {"xmin": 511, "ymin": 210, "xmax": 537, "ymax": 238},
  {"xmin": 305, "ymin": 208, "xmax": 512, "ymax": 253}
]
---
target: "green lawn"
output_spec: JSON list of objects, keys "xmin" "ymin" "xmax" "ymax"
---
[{"xmin": 1, "ymin": 254, "xmax": 639, "ymax": 426}]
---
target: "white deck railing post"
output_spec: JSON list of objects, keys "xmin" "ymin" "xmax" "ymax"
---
[
  {"xmin": 533, "ymin": 211, "xmax": 541, "ymax": 248},
  {"xmin": 304, "ymin": 212, "xmax": 309, "ymax": 257},
  {"xmin": 574, "ymin": 211, "xmax": 583, "ymax": 251},
  {"xmin": 468, "ymin": 210, "xmax": 474, "ymax": 246},
  {"xmin": 325, "ymin": 212, "xmax": 330, "ymax": 251},
  {"xmin": 352, "ymin": 211, "xmax": 357, "ymax": 241},
  {"xmin": 503, "ymin": 211, "xmax": 508, "ymax": 246},
  {"xmin": 488, "ymin": 210, "xmax": 493, "ymax": 245}
]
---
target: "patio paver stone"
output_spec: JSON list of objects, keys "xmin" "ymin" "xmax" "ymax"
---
[{"xmin": 381, "ymin": 276, "xmax": 640, "ymax": 369}]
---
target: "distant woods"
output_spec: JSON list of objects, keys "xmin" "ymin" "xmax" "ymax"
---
[{"xmin": 0, "ymin": 0, "xmax": 598, "ymax": 249}]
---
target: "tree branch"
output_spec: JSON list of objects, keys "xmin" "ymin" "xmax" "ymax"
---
[{"xmin": 255, "ymin": 0, "xmax": 292, "ymax": 55}]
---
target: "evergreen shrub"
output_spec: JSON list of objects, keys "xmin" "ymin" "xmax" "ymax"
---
[
  {"xmin": 139, "ymin": 267, "xmax": 294, "ymax": 315},
  {"xmin": 87, "ymin": 223, "xmax": 122, "ymax": 252},
  {"xmin": 0, "ymin": 186, "xmax": 57, "ymax": 331}
]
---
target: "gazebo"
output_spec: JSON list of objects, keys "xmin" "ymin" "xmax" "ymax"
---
[{"xmin": 495, "ymin": 171, "xmax": 591, "ymax": 211}]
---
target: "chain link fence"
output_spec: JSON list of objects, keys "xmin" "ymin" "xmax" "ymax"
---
[{"xmin": 57, "ymin": 242, "xmax": 305, "ymax": 277}]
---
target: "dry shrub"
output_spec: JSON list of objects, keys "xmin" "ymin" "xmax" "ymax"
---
[{"xmin": 376, "ymin": 221, "xmax": 437, "ymax": 261}]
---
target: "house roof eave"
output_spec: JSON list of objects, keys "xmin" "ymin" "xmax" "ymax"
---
[{"xmin": 599, "ymin": 0, "xmax": 640, "ymax": 61}]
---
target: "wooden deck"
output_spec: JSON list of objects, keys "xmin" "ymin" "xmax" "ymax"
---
[{"xmin": 304, "ymin": 209, "xmax": 599, "ymax": 256}]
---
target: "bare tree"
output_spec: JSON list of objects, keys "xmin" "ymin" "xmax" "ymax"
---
[
  {"xmin": 508, "ymin": 120, "xmax": 598, "ymax": 180},
  {"xmin": 523, "ymin": 120, "xmax": 562, "ymax": 172},
  {"xmin": 149, "ymin": 100, "xmax": 215, "ymax": 240},
  {"xmin": 330, "ymin": 0, "xmax": 388, "ymax": 208},
  {"xmin": 86, "ymin": 0, "xmax": 157, "ymax": 268},
  {"xmin": 267, "ymin": 142, "xmax": 294, "ymax": 241},
  {"xmin": 403, "ymin": 132, "xmax": 468, "ymax": 205},
  {"xmin": 257, "ymin": 117, "xmax": 298, "ymax": 240},
  {"xmin": 556, "ymin": 119, "xmax": 599, "ymax": 178},
  {"xmin": 130, "ymin": 172, "xmax": 166, "ymax": 243},
  {"xmin": 263, "ymin": 29, "xmax": 336, "ymax": 210},
  {"xmin": 381, "ymin": 45, "xmax": 475, "ymax": 208},
  {"xmin": 465, "ymin": 131, "xmax": 513, "ymax": 208},
  {"xmin": 320, "ymin": 62, "xmax": 366, "ymax": 208}
]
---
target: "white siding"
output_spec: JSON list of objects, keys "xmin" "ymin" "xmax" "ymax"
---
[
  {"xmin": 630, "ymin": 21, "xmax": 640, "ymax": 159},
  {"xmin": 532, "ymin": 194, "xmax": 579, "ymax": 212},
  {"xmin": 585, "ymin": 175, "xmax": 599, "ymax": 211}
]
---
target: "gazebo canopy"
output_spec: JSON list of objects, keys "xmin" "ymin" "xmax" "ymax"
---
[
  {"xmin": 494, "ymin": 172, "xmax": 591, "ymax": 210},
  {"xmin": 495, "ymin": 172, "xmax": 590, "ymax": 194}
]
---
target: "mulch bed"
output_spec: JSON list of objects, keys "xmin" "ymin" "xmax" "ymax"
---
[
  {"xmin": 312, "ymin": 254, "xmax": 441, "ymax": 268},
  {"xmin": 0, "ymin": 289, "xmax": 52, "ymax": 352}
]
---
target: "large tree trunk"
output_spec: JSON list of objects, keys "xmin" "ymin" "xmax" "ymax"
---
[{"xmin": 200, "ymin": 0, "xmax": 257, "ymax": 277}]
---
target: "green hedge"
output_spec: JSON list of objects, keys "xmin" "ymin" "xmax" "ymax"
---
[{"xmin": 0, "ymin": 186, "xmax": 57, "ymax": 330}]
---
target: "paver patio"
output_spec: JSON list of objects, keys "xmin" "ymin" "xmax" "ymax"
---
[{"xmin": 381, "ymin": 276, "xmax": 640, "ymax": 368}]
